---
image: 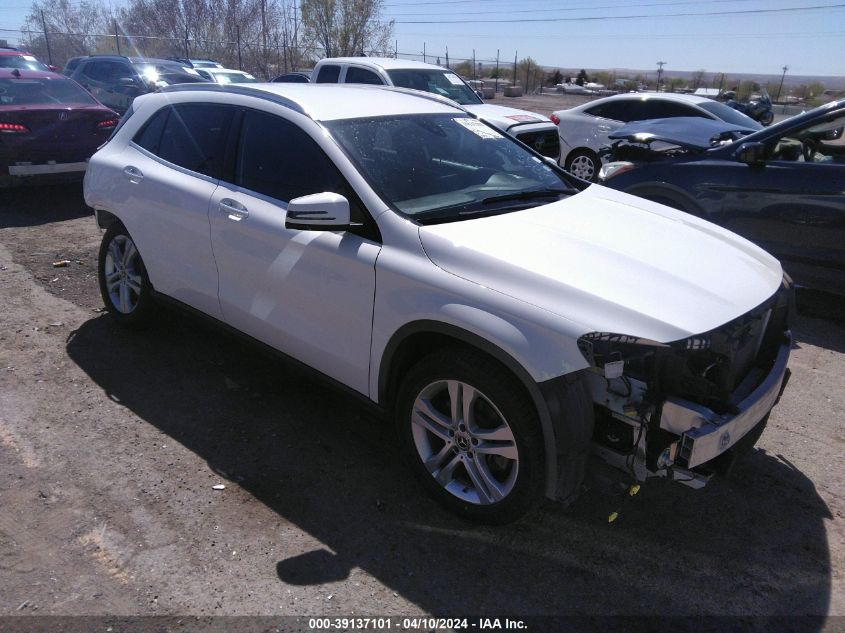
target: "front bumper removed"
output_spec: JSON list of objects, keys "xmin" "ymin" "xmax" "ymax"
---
[{"xmin": 661, "ymin": 333, "xmax": 792, "ymax": 470}]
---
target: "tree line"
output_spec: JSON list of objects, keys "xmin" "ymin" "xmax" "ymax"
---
[{"xmin": 19, "ymin": 0, "xmax": 394, "ymax": 77}]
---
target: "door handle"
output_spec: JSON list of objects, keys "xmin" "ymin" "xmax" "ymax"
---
[
  {"xmin": 123, "ymin": 165, "xmax": 143, "ymax": 183},
  {"xmin": 219, "ymin": 198, "xmax": 249, "ymax": 221}
]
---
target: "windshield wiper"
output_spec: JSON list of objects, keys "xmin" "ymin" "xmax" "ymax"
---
[{"xmin": 481, "ymin": 187, "xmax": 571, "ymax": 205}]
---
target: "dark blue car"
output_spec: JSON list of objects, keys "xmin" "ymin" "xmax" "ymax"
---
[{"xmin": 598, "ymin": 100, "xmax": 845, "ymax": 295}]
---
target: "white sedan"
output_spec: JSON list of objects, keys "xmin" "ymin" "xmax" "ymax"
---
[{"xmin": 553, "ymin": 93, "xmax": 761, "ymax": 181}]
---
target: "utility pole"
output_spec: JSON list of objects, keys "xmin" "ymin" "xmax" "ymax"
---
[
  {"xmin": 495, "ymin": 49, "xmax": 499, "ymax": 94},
  {"xmin": 395, "ymin": 40, "xmax": 398, "ymax": 59},
  {"xmin": 472, "ymin": 49, "xmax": 476, "ymax": 80},
  {"xmin": 236, "ymin": 24, "xmax": 242, "ymax": 70},
  {"xmin": 40, "ymin": 10, "xmax": 52, "ymax": 66},
  {"xmin": 512, "ymin": 51, "xmax": 517, "ymax": 86},
  {"xmin": 776, "ymin": 65, "xmax": 789, "ymax": 102},
  {"xmin": 445, "ymin": 46, "xmax": 449, "ymax": 69},
  {"xmin": 423, "ymin": 42, "xmax": 426, "ymax": 63},
  {"xmin": 184, "ymin": 22, "xmax": 189, "ymax": 59},
  {"xmin": 292, "ymin": 0, "xmax": 299, "ymax": 70},
  {"xmin": 113, "ymin": 20, "xmax": 121, "ymax": 55},
  {"xmin": 656, "ymin": 61, "xmax": 666, "ymax": 91}
]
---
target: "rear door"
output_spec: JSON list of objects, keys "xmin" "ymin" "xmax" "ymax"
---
[{"xmin": 115, "ymin": 102, "xmax": 236, "ymax": 317}]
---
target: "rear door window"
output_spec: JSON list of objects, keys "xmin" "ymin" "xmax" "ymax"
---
[
  {"xmin": 315, "ymin": 64, "xmax": 341, "ymax": 83},
  {"xmin": 641, "ymin": 100, "xmax": 706, "ymax": 119},
  {"xmin": 135, "ymin": 104, "xmax": 235, "ymax": 178},
  {"xmin": 345, "ymin": 67, "xmax": 383, "ymax": 85}
]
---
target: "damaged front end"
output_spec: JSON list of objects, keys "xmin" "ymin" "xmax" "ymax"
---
[{"xmin": 578, "ymin": 275, "xmax": 795, "ymax": 488}]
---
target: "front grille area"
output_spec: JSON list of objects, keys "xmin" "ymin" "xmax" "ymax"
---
[
  {"xmin": 653, "ymin": 285, "xmax": 792, "ymax": 413},
  {"xmin": 515, "ymin": 130, "xmax": 560, "ymax": 158}
]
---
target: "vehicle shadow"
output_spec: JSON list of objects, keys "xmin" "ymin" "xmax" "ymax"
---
[
  {"xmin": 0, "ymin": 183, "xmax": 89, "ymax": 228},
  {"xmin": 65, "ymin": 311, "xmax": 832, "ymax": 623}
]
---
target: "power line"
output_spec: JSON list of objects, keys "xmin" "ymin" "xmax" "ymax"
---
[
  {"xmin": 393, "ymin": 3, "xmax": 845, "ymax": 23},
  {"xmin": 387, "ymin": 0, "xmax": 760, "ymax": 17}
]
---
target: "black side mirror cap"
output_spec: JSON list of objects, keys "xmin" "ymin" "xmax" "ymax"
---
[{"xmin": 735, "ymin": 141, "xmax": 767, "ymax": 165}]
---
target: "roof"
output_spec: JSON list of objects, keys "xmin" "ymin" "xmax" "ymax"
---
[
  {"xmin": 584, "ymin": 92, "xmax": 714, "ymax": 108},
  {"xmin": 608, "ymin": 117, "xmax": 754, "ymax": 149},
  {"xmin": 163, "ymin": 83, "xmax": 464, "ymax": 121},
  {"xmin": 0, "ymin": 68, "xmax": 64, "ymax": 79},
  {"xmin": 0, "ymin": 50, "xmax": 34, "ymax": 57},
  {"xmin": 319, "ymin": 57, "xmax": 448, "ymax": 71},
  {"xmin": 199, "ymin": 67, "xmax": 252, "ymax": 75}
]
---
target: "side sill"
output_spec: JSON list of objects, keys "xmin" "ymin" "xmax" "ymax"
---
[{"xmin": 150, "ymin": 290, "xmax": 387, "ymax": 420}]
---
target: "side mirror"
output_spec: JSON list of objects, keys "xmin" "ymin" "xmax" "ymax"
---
[
  {"xmin": 285, "ymin": 192, "xmax": 351, "ymax": 230},
  {"xmin": 735, "ymin": 142, "xmax": 766, "ymax": 165},
  {"xmin": 475, "ymin": 89, "xmax": 484, "ymax": 101}
]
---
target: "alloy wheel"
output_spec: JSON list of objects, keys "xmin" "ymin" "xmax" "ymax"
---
[{"xmin": 411, "ymin": 380, "xmax": 519, "ymax": 505}]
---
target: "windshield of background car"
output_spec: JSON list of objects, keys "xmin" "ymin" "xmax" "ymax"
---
[
  {"xmin": 0, "ymin": 55, "xmax": 49, "ymax": 71},
  {"xmin": 213, "ymin": 72, "xmax": 258, "ymax": 84},
  {"xmin": 697, "ymin": 100, "xmax": 762, "ymax": 129},
  {"xmin": 0, "ymin": 77, "xmax": 97, "ymax": 105},
  {"xmin": 324, "ymin": 113, "xmax": 575, "ymax": 223},
  {"xmin": 387, "ymin": 69, "xmax": 482, "ymax": 105}
]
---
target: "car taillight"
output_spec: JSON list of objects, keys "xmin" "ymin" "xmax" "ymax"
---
[
  {"xmin": 96, "ymin": 118, "xmax": 119, "ymax": 131},
  {"xmin": 0, "ymin": 122, "xmax": 30, "ymax": 134},
  {"xmin": 550, "ymin": 113, "xmax": 560, "ymax": 125}
]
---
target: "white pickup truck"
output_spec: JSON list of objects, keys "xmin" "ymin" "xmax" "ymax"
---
[{"xmin": 311, "ymin": 57, "xmax": 561, "ymax": 161}]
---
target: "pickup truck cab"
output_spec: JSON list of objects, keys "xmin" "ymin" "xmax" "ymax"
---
[
  {"xmin": 84, "ymin": 83, "xmax": 793, "ymax": 523},
  {"xmin": 311, "ymin": 57, "xmax": 560, "ymax": 161}
]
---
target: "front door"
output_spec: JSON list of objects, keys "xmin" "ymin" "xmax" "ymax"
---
[{"xmin": 209, "ymin": 109, "xmax": 380, "ymax": 394}]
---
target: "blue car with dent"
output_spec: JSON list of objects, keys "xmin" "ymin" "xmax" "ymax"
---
[{"xmin": 598, "ymin": 100, "xmax": 845, "ymax": 295}]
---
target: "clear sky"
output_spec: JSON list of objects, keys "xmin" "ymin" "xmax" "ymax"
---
[
  {"xmin": 1, "ymin": 0, "xmax": 843, "ymax": 77},
  {"xmin": 385, "ymin": 0, "xmax": 845, "ymax": 77}
]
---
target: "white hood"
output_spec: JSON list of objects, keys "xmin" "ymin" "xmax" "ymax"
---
[
  {"xmin": 464, "ymin": 103, "xmax": 554, "ymax": 131},
  {"xmin": 418, "ymin": 186, "xmax": 783, "ymax": 343}
]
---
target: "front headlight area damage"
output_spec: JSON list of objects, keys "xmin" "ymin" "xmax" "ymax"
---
[{"xmin": 578, "ymin": 276, "xmax": 794, "ymax": 489}]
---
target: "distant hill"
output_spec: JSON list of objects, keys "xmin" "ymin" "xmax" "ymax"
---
[{"xmin": 558, "ymin": 67, "xmax": 845, "ymax": 91}]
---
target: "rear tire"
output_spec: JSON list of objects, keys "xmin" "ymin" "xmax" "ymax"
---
[
  {"xmin": 565, "ymin": 149, "xmax": 600, "ymax": 182},
  {"xmin": 97, "ymin": 222, "xmax": 155, "ymax": 327},
  {"xmin": 395, "ymin": 348, "xmax": 545, "ymax": 524}
]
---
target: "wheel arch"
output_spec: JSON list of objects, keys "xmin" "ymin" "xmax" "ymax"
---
[
  {"xmin": 94, "ymin": 208, "xmax": 122, "ymax": 230},
  {"xmin": 379, "ymin": 320, "xmax": 576, "ymax": 500}
]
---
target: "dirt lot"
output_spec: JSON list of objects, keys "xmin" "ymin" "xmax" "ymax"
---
[{"xmin": 0, "ymin": 184, "xmax": 843, "ymax": 630}]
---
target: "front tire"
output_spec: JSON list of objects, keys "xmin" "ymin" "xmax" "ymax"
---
[
  {"xmin": 759, "ymin": 111, "xmax": 774, "ymax": 126},
  {"xmin": 97, "ymin": 222, "xmax": 155, "ymax": 327},
  {"xmin": 565, "ymin": 149, "xmax": 600, "ymax": 182},
  {"xmin": 395, "ymin": 348, "xmax": 545, "ymax": 523}
]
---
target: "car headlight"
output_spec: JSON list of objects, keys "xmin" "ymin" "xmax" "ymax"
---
[
  {"xmin": 598, "ymin": 161, "xmax": 635, "ymax": 182},
  {"xmin": 577, "ymin": 332, "xmax": 669, "ymax": 380}
]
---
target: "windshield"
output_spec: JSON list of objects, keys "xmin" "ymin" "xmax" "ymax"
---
[
  {"xmin": 324, "ymin": 114, "xmax": 575, "ymax": 224},
  {"xmin": 0, "ymin": 76, "xmax": 96, "ymax": 105},
  {"xmin": 698, "ymin": 101, "xmax": 762, "ymax": 129},
  {"xmin": 0, "ymin": 55, "xmax": 50, "ymax": 71},
  {"xmin": 387, "ymin": 69, "xmax": 482, "ymax": 106},
  {"xmin": 212, "ymin": 72, "xmax": 258, "ymax": 84}
]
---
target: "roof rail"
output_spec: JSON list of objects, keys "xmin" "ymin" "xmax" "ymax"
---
[{"xmin": 158, "ymin": 83, "xmax": 308, "ymax": 116}]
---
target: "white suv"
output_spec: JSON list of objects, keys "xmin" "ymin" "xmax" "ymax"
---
[
  {"xmin": 84, "ymin": 83, "xmax": 793, "ymax": 523},
  {"xmin": 312, "ymin": 57, "xmax": 560, "ymax": 160}
]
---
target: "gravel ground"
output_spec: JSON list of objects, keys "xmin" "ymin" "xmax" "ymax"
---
[{"xmin": 0, "ymin": 184, "xmax": 843, "ymax": 630}]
